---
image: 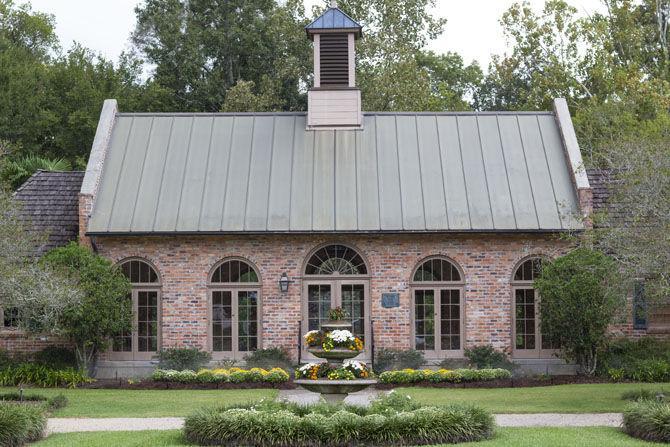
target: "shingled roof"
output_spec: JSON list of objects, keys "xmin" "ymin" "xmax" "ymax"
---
[{"xmin": 14, "ymin": 171, "xmax": 84, "ymax": 255}]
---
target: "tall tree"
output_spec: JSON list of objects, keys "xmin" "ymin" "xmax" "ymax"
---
[{"xmin": 132, "ymin": 0, "xmax": 312, "ymax": 112}]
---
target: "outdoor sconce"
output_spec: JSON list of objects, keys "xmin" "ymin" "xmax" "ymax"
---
[{"xmin": 279, "ymin": 273, "xmax": 293, "ymax": 293}]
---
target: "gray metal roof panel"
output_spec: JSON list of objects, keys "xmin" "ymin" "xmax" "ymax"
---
[{"xmin": 88, "ymin": 111, "xmax": 583, "ymax": 234}]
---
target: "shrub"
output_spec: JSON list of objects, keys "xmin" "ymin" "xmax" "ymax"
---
[
  {"xmin": 622, "ymin": 389, "xmax": 667, "ymax": 402},
  {"xmin": 183, "ymin": 396, "xmax": 494, "ymax": 446},
  {"xmin": 243, "ymin": 348, "xmax": 293, "ymax": 371},
  {"xmin": 378, "ymin": 368, "xmax": 512, "ymax": 384},
  {"xmin": 0, "ymin": 402, "xmax": 46, "ymax": 446},
  {"xmin": 151, "ymin": 367, "xmax": 290, "ymax": 384},
  {"xmin": 600, "ymin": 337, "xmax": 670, "ymax": 378},
  {"xmin": 373, "ymin": 349, "xmax": 425, "ymax": 374},
  {"xmin": 296, "ymin": 361, "xmax": 373, "ymax": 380},
  {"xmin": 623, "ymin": 400, "xmax": 670, "ymax": 443},
  {"xmin": 465, "ymin": 345, "xmax": 516, "ymax": 371},
  {"xmin": 0, "ymin": 364, "xmax": 90, "ymax": 388},
  {"xmin": 157, "ymin": 348, "xmax": 211, "ymax": 371},
  {"xmin": 33, "ymin": 346, "xmax": 77, "ymax": 370},
  {"xmin": 46, "ymin": 394, "xmax": 68, "ymax": 410},
  {"xmin": 41, "ymin": 243, "xmax": 133, "ymax": 374},
  {"xmin": 533, "ymin": 248, "xmax": 623, "ymax": 375}
]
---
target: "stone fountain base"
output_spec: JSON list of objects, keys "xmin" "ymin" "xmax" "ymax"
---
[{"xmin": 293, "ymin": 379, "xmax": 378, "ymax": 403}]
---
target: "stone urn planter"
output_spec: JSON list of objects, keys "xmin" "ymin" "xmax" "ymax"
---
[{"xmin": 294, "ymin": 319, "xmax": 377, "ymax": 403}]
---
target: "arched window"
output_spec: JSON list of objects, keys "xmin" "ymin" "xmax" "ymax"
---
[
  {"xmin": 305, "ymin": 244, "xmax": 367, "ymax": 275},
  {"xmin": 209, "ymin": 259, "xmax": 261, "ymax": 359},
  {"xmin": 112, "ymin": 259, "xmax": 161, "ymax": 360},
  {"xmin": 301, "ymin": 244, "xmax": 370, "ymax": 360},
  {"xmin": 411, "ymin": 257, "xmax": 464, "ymax": 357},
  {"xmin": 511, "ymin": 258, "xmax": 557, "ymax": 358}
]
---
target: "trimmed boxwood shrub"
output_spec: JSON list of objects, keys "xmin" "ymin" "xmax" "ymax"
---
[
  {"xmin": 152, "ymin": 367, "xmax": 290, "ymax": 384},
  {"xmin": 183, "ymin": 393, "xmax": 494, "ymax": 446},
  {"xmin": 623, "ymin": 400, "xmax": 670, "ymax": 443},
  {"xmin": 0, "ymin": 392, "xmax": 68, "ymax": 411},
  {"xmin": 0, "ymin": 364, "xmax": 90, "ymax": 388},
  {"xmin": 0, "ymin": 402, "xmax": 46, "ymax": 446},
  {"xmin": 156, "ymin": 348, "xmax": 211, "ymax": 371},
  {"xmin": 378, "ymin": 368, "xmax": 512, "ymax": 384}
]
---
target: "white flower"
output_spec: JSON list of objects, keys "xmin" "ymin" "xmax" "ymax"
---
[
  {"xmin": 303, "ymin": 330, "xmax": 320, "ymax": 341},
  {"xmin": 343, "ymin": 360, "xmax": 365, "ymax": 370},
  {"xmin": 298, "ymin": 363, "xmax": 318, "ymax": 373},
  {"xmin": 328, "ymin": 329, "xmax": 355, "ymax": 343}
]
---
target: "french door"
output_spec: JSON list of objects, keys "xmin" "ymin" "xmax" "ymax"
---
[
  {"xmin": 411, "ymin": 287, "xmax": 464, "ymax": 358},
  {"xmin": 111, "ymin": 289, "xmax": 161, "ymax": 361},
  {"xmin": 512, "ymin": 287, "xmax": 558, "ymax": 358},
  {"xmin": 209, "ymin": 288, "xmax": 260, "ymax": 360},
  {"xmin": 302, "ymin": 280, "xmax": 370, "ymax": 361}
]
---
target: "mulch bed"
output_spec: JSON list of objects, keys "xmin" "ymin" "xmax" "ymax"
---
[{"xmin": 79, "ymin": 375, "xmax": 613, "ymax": 390}]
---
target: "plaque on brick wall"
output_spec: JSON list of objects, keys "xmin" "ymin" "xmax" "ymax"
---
[{"xmin": 381, "ymin": 293, "xmax": 400, "ymax": 308}]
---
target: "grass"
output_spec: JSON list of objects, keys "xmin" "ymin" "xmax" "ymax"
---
[
  {"xmin": 402, "ymin": 383, "xmax": 668, "ymax": 413},
  {"xmin": 34, "ymin": 428, "xmax": 668, "ymax": 446},
  {"xmin": 0, "ymin": 388, "xmax": 276, "ymax": 418}
]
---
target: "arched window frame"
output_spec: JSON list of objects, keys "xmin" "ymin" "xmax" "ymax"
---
[
  {"xmin": 300, "ymin": 244, "xmax": 371, "ymax": 361},
  {"xmin": 410, "ymin": 256, "xmax": 465, "ymax": 359},
  {"xmin": 207, "ymin": 258, "xmax": 262, "ymax": 360},
  {"xmin": 110, "ymin": 258, "xmax": 162, "ymax": 361},
  {"xmin": 510, "ymin": 256, "xmax": 557, "ymax": 359},
  {"xmin": 303, "ymin": 243, "xmax": 370, "ymax": 278}
]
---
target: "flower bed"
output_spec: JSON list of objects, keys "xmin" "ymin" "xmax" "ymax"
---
[
  {"xmin": 295, "ymin": 360, "xmax": 373, "ymax": 380},
  {"xmin": 184, "ymin": 392, "xmax": 494, "ymax": 446},
  {"xmin": 151, "ymin": 367, "xmax": 290, "ymax": 384},
  {"xmin": 379, "ymin": 368, "xmax": 512, "ymax": 384},
  {"xmin": 304, "ymin": 329, "xmax": 363, "ymax": 352}
]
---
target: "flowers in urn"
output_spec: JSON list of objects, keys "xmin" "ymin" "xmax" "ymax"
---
[
  {"xmin": 304, "ymin": 329, "xmax": 364, "ymax": 352},
  {"xmin": 295, "ymin": 360, "xmax": 373, "ymax": 381}
]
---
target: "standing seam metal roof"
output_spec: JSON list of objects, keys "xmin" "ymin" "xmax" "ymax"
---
[{"xmin": 87, "ymin": 112, "xmax": 582, "ymax": 234}]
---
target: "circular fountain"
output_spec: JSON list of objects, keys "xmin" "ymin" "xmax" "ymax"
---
[{"xmin": 294, "ymin": 317, "xmax": 377, "ymax": 403}]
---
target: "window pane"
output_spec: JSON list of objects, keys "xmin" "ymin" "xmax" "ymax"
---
[
  {"xmin": 211, "ymin": 260, "xmax": 258, "ymax": 283},
  {"xmin": 308, "ymin": 285, "xmax": 331, "ymax": 331},
  {"xmin": 305, "ymin": 245, "xmax": 367, "ymax": 275},
  {"xmin": 119, "ymin": 260, "xmax": 158, "ymax": 284},
  {"xmin": 515, "ymin": 288, "xmax": 536, "ymax": 350},
  {"xmin": 137, "ymin": 291, "xmax": 159, "ymax": 352},
  {"xmin": 212, "ymin": 291, "xmax": 232, "ymax": 352},
  {"xmin": 414, "ymin": 290, "xmax": 435, "ymax": 350},
  {"xmin": 341, "ymin": 284, "xmax": 365, "ymax": 341},
  {"xmin": 440, "ymin": 289, "xmax": 461, "ymax": 350},
  {"xmin": 238, "ymin": 291, "xmax": 258, "ymax": 353},
  {"xmin": 414, "ymin": 259, "xmax": 461, "ymax": 282}
]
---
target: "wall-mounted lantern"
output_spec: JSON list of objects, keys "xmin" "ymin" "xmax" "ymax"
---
[{"xmin": 279, "ymin": 273, "xmax": 293, "ymax": 293}]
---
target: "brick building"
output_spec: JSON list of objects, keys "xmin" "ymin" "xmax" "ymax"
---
[{"xmin": 6, "ymin": 4, "xmax": 654, "ymax": 378}]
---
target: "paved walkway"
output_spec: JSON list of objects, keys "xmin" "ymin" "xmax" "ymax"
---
[{"xmin": 46, "ymin": 413, "xmax": 623, "ymax": 434}]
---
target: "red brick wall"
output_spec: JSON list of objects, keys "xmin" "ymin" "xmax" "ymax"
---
[
  {"xmin": 91, "ymin": 233, "xmax": 574, "ymax": 360},
  {"xmin": 0, "ymin": 330, "xmax": 69, "ymax": 356}
]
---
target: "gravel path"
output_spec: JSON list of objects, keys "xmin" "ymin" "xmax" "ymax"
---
[
  {"xmin": 495, "ymin": 413, "xmax": 622, "ymax": 427},
  {"xmin": 46, "ymin": 413, "xmax": 623, "ymax": 434}
]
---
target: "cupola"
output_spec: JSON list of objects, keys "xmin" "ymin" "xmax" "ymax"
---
[{"xmin": 305, "ymin": 1, "xmax": 363, "ymax": 130}]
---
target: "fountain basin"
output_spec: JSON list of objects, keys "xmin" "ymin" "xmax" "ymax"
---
[
  {"xmin": 307, "ymin": 347, "xmax": 360, "ymax": 362},
  {"xmin": 294, "ymin": 379, "xmax": 378, "ymax": 403}
]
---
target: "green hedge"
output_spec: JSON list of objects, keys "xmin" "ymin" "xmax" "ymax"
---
[
  {"xmin": 623, "ymin": 400, "xmax": 670, "ymax": 443},
  {"xmin": 152, "ymin": 367, "xmax": 290, "ymax": 384},
  {"xmin": 608, "ymin": 359, "xmax": 670, "ymax": 383},
  {"xmin": 0, "ymin": 364, "xmax": 91, "ymax": 388},
  {"xmin": 183, "ymin": 393, "xmax": 494, "ymax": 446},
  {"xmin": 378, "ymin": 368, "xmax": 512, "ymax": 384},
  {"xmin": 0, "ymin": 402, "xmax": 46, "ymax": 446}
]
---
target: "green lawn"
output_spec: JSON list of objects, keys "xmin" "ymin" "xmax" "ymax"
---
[
  {"xmin": 402, "ymin": 383, "xmax": 667, "ymax": 413},
  {"xmin": 34, "ymin": 428, "xmax": 666, "ymax": 446},
  {"xmin": 0, "ymin": 387, "xmax": 276, "ymax": 418}
]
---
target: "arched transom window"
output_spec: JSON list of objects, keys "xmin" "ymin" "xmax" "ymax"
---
[
  {"xmin": 512, "ymin": 258, "xmax": 558, "ymax": 358},
  {"xmin": 209, "ymin": 259, "xmax": 261, "ymax": 359},
  {"xmin": 411, "ymin": 257, "xmax": 464, "ymax": 357},
  {"xmin": 301, "ymin": 245, "xmax": 370, "ymax": 361},
  {"xmin": 305, "ymin": 244, "xmax": 367, "ymax": 275},
  {"xmin": 112, "ymin": 259, "xmax": 161, "ymax": 360}
]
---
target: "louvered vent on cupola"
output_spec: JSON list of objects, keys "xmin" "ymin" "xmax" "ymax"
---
[
  {"xmin": 305, "ymin": 1, "xmax": 363, "ymax": 130},
  {"xmin": 319, "ymin": 33, "xmax": 349, "ymax": 86}
]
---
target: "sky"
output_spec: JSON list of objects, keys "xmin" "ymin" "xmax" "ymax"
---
[{"xmin": 28, "ymin": 0, "xmax": 607, "ymax": 69}]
